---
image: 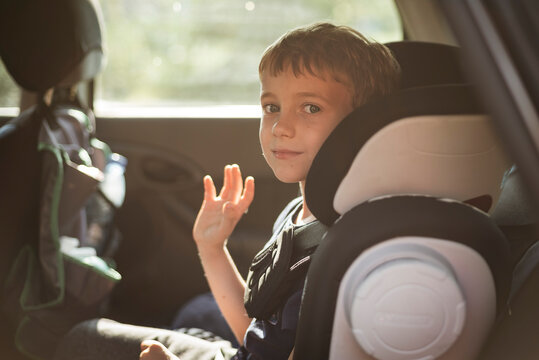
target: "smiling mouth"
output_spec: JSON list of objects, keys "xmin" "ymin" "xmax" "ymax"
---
[{"xmin": 272, "ymin": 150, "xmax": 302, "ymax": 160}]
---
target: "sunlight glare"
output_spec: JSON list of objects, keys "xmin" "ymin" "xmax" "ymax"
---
[
  {"xmin": 172, "ymin": 2, "xmax": 182, "ymax": 13},
  {"xmin": 245, "ymin": 1, "xmax": 255, "ymax": 11}
]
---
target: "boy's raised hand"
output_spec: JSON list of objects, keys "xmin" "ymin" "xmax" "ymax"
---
[{"xmin": 193, "ymin": 164, "xmax": 255, "ymax": 251}]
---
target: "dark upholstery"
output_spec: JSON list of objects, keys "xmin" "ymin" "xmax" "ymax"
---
[
  {"xmin": 0, "ymin": 0, "xmax": 104, "ymax": 92},
  {"xmin": 479, "ymin": 240, "xmax": 539, "ymax": 360},
  {"xmin": 385, "ymin": 41, "xmax": 466, "ymax": 89},
  {"xmin": 0, "ymin": 109, "xmax": 42, "ymax": 360}
]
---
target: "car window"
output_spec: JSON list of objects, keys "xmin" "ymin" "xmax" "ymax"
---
[
  {"xmin": 96, "ymin": 0, "xmax": 402, "ymax": 115},
  {"xmin": 0, "ymin": 0, "xmax": 402, "ymax": 116},
  {"xmin": 0, "ymin": 61, "xmax": 19, "ymax": 111}
]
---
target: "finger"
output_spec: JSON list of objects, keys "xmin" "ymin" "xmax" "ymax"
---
[
  {"xmin": 140, "ymin": 339, "xmax": 156, "ymax": 351},
  {"xmin": 139, "ymin": 340, "xmax": 173, "ymax": 359},
  {"xmin": 229, "ymin": 164, "xmax": 243, "ymax": 202},
  {"xmin": 140, "ymin": 349, "xmax": 148, "ymax": 359},
  {"xmin": 203, "ymin": 175, "xmax": 216, "ymax": 201},
  {"xmin": 239, "ymin": 176, "xmax": 255, "ymax": 212},
  {"xmin": 219, "ymin": 165, "xmax": 232, "ymax": 199},
  {"xmin": 222, "ymin": 201, "xmax": 242, "ymax": 229}
]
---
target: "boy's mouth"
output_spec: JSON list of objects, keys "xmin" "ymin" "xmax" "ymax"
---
[{"xmin": 272, "ymin": 149, "xmax": 302, "ymax": 160}]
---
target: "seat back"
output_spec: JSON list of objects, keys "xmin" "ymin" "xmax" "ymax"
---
[
  {"xmin": 0, "ymin": 0, "xmax": 124, "ymax": 359},
  {"xmin": 478, "ymin": 237, "xmax": 539, "ymax": 360},
  {"xmin": 480, "ymin": 168, "xmax": 539, "ymax": 360},
  {"xmin": 294, "ymin": 41, "xmax": 511, "ymax": 360},
  {"xmin": 0, "ymin": 0, "xmax": 105, "ymax": 93}
]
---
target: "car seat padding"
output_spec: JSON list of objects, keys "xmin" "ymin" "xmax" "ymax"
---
[
  {"xmin": 307, "ymin": 84, "xmax": 482, "ymax": 226},
  {"xmin": 295, "ymin": 195, "xmax": 511, "ymax": 360}
]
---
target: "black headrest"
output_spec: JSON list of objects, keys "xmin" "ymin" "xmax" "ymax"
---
[
  {"xmin": 0, "ymin": 0, "xmax": 105, "ymax": 92},
  {"xmin": 385, "ymin": 41, "xmax": 466, "ymax": 89},
  {"xmin": 306, "ymin": 84, "xmax": 483, "ymax": 226},
  {"xmin": 305, "ymin": 42, "xmax": 510, "ymax": 226}
]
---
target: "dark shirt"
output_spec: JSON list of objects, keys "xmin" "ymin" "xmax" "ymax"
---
[
  {"xmin": 234, "ymin": 197, "xmax": 307, "ymax": 360},
  {"xmin": 234, "ymin": 285, "xmax": 302, "ymax": 360}
]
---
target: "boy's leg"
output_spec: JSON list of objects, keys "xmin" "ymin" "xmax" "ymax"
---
[
  {"xmin": 172, "ymin": 292, "xmax": 238, "ymax": 346},
  {"xmin": 53, "ymin": 318, "xmax": 236, "ymax": 360}
]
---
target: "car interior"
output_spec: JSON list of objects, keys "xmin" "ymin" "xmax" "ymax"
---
[{"xmin": 0, "ymin": 0, "xmax": 537, "ymax": 359}]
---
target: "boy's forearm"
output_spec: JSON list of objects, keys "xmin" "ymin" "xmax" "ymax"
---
[{"xmin": 197, "ymin": 244, "xmax": 251, "ymax": 345}]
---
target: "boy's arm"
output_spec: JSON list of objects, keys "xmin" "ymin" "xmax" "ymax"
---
[
  {"xmin": 197, "ymin": 244, "xmax": 251, "ymax": 344},
  {"xmin": 193, "ymin": 164, "xmax": 254, "ymax": 344},
  {"xmin": 288, "ymin": 348, "xmax": 294, "ymax": 360}
]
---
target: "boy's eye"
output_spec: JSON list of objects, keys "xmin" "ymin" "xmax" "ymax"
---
[
  {"xmin": 304, "ymin": 104, "xmax": 321, "ymax": 114},
  {"xmin": 264, "ymin": 104, "xmax": 280, "ymax": 113}
]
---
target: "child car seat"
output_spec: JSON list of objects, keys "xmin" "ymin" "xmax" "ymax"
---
[
  {"xmin": 0, "ymin": 0, "xmax": 123, "ymax": 359},
  {"xmin": 293, "ymin": 41, "xmax": 512, "ymax": 360}
]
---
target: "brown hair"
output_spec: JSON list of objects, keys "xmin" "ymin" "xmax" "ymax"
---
[{"xmin": 259, "ymin": 22, "xmax": 400, "ymax": 106}]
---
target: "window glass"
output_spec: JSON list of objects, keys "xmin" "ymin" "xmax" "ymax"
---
[
  {"xmin": 0, "ymin": 61, "xmax": 19, "ymax": 108},
  {"xmin": 97, "ymin": 0, "xmax": 401, "ymax": 111}
]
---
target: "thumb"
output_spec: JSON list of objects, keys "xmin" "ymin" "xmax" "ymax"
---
[
  {"xmin": 141, "ymin": 339, "xmax": 164, "ymax": 350},
  {"xmin": 140, "ymin": 340, "xmax": 153, "ymax": 351}
]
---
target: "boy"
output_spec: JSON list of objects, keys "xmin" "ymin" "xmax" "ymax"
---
[
  {"xmin": 139, "ymin": 22, "xmax": 399, "ymax": 360},
  {"xmin": 54, "ymin": 22, "xmax": 399, "ymax": 360}
]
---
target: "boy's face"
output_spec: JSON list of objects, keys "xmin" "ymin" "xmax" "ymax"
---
[{"xmin": 259, "ymin": 67, "xmax": 354, "ymax": 184}]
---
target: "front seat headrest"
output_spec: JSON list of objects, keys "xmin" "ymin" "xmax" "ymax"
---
[{"xmin": 0, "ymin": 0, "xmax": 105, "ymax": 92}]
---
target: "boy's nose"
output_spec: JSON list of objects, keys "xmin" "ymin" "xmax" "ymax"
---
[{"xmin": 272, "ymin": 114, "xmax": 295, "ymax": 138}]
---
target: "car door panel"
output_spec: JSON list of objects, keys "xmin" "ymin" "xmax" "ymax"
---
[{"xmin": 94, "ymin": 116, "xmax": 298, "ymax": 326}]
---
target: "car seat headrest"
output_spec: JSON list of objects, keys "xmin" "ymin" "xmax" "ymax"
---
[
  {"xmin": 305, "ymin": 41, "xmax": 510, "ymax": 226},
  {"xmin": 0, "ymin": 0, "xmax": 105, "ymax": 92},
  {"xmin": 385, "ymin": 41, "xmax": 466, "ymax": 89},
  {"xmin": 333, "ymin": 111, "xmax": 509, "ymax": 217}
]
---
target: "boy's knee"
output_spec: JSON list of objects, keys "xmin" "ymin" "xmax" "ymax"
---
[{"xmin": 54, "ymin": 319, "xmax": 100, "ymax": 360}]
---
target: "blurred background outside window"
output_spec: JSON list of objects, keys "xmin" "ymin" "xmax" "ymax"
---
[
  {"xmin": 0, "ymin": 0, "xmax": 401, "ymax": 116},
  {"xmin": 0, "ymin": 63, "xmax": 18, "ymax": 109}
]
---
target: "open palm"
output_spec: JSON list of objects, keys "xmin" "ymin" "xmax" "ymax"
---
[{"xmin": 193, "ymin": 164, "xmax": 255, "ymax": 250}]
